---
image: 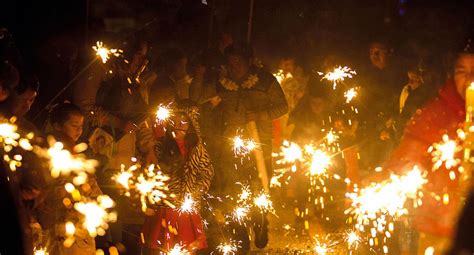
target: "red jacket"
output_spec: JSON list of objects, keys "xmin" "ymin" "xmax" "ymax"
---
[{"xmin": 385, "ymin": 80, "xmax": 465, "ymax": 237}]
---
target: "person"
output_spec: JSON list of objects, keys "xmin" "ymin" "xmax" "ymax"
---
[
  {"xmin": 383, "ymin": 37, "xmax": 474, "ymax": 254},
  {"xmin": 0, "ymin": 59, "xmax": 34, "ymax": 255},
  {"xmin": 395, "ymin": 59, "xmax": 439, "ymax": 138},
  {"xmin": 91, "ymin": 36, "xmax": 156, "ymax": 254},
  {"xmin": 142, "ymin": 100, "xmax": 213, "ymax": 254},
  {"xmin": 358, "ymin": 40, "xmax": 406, "ymax": 171},
  {"xmin": 37, "ymin": 102, "xmax": 102, "ymax": 255}
]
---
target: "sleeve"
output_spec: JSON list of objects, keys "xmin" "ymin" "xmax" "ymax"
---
[
  {"xmin": 182, "ymin": 143, "xmax": 214, "ymax": 196},
  {"xmin": 259, "ymin": 77, "xmax": 289, "ymax": 121},
  {"xmin": 136, "ymin": 118, "xmax": 156, "ymax": 155}
]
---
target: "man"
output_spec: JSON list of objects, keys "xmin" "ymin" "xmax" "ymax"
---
[
  {"xmin": 384, "ymin": 38, "xmax": 474, "ymax": 254},
  {"xmin": 212, "ymin": 43, "xmax": 288, "ymax": 252}
]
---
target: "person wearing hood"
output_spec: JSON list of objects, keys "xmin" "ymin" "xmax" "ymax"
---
[{"xmin": 142, "ymin": 100, "xmax": 214, "ymax": 254}]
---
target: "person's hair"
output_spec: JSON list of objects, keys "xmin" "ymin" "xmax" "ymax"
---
[
  {"xmin": 224, "ymin": 43, "xmax": 254, "ymax": 61},
  {"xmin": 14, "ymin": 74, "xmax": 39, "ymax": 95},
  {"xmin": 49, "ymin": 102, "xmax": 83, "ymax": 127},
  {"xmin": 120, "ymin": 34, "xmax": 148, "ymax": 60},
  {"xmin": 456, "ymin": 36, "xmax": 474, "ymax": 55},
  {"xmin": 0, "ymin": 60, "xmax": 18, "ymax": 90}
]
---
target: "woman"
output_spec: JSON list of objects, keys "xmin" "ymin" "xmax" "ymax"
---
[{"xmin": 142, "ymin": 100, "xmax": 214, "ymax": 254}]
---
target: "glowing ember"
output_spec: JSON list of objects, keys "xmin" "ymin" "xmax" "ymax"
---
[
  {"xmin": 113, "ymin": 170, "xmax": 133, "ymax": 190},
  {"xmin": 168, "ymin": 244, "xmax": 190, "ymax": 255},
  {"xmin": 326, "ymin": 131, "xmax": 338, "ymax": 145},
  {"xmin": 74, "ymin": 195, "xmax": 117, "ymax": 237},
  {"xmin": 344, "ymin": 87, "xmax": 358, "ymax": 103},
  {"xmin": 232, "ymin": 136, "xmax": 257, "ymax": 156},
  {"xmin": 156, "ymin": 104, "xmax": 173, "ymax": 124},
  {"xmin": 132, "ymin": 164, "xmax": 173, "ymax": 212},
  {"xmin": 92, "ymin": 41, "xmax": 121, "ymax": 64},
  {"xmin": 428, "ymin": 134, "xmax": 461, "ymax": 170},
  {"xmin": 318, "ymin": 66, "xmax": 357, "ymax": 89}
]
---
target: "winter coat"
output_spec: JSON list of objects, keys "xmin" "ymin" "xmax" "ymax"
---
[{"xmin": 384, "ymin": 80, "xmax": 465, "ymax": 237}]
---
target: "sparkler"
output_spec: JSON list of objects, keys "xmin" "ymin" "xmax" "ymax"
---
[
  {"xmin": 74, "ymin": 195, "xmax": 117, "ymax": 237},
  {"xmin": 313, "ymin": 235, "xmax": 336, "ymax": 255},
  {"xmin": 309, "ymin": 150, "xmax": 331, "ymax": 176},
  {"xmin": 318, "ymin": 66, "xmax": 357, "ymax": 89},
  {"xmin": 345, "ymin": 230, "xmax": 362, "ymax": 250},
  {"xmin": 232, "ymin": 136, "xmax": 257, "ymax": 156},
  {"xmin": 325, "ymin": 130, "xmax": 339, "ymax": 145},
  {"xmin": 428, "ymin": 134, "xmax": 461, "ymax": 170},
  {"xmin": 253, "ymin": 191, "xmax": 274, "ymax": 213},
  {"xmin": 156, "ymin": 104, "xmax": 173, "ymax": 124},
  {"xmin": 277, "ymin": 141, "xmax": 303, "ymax": 164},
  {"xmin": 34, "ymin": 247, "xmax": 49, "ymax": 255},
  {"xmin": 92, "ymin": 41, "xmax": 121, "ymax": 64},
  {"xmin": 345, "ymin": 167, "xmax": 427, "ymax": 248},
  {"xmin": 41, "ymin": 142, "xmax": 97, "ymax": 183},
  {"xmin": 344, "ymin": 87, "xmax": 358, "ymax": 103},
  {"xmin": 216, "ymin": 240, "xmax": 239, "ymax": 255},
  {"xmin": 178, "ymin": 194, "xmax": 196, "ymax": 214},
  {"xmin": 232, "ymin": 206, "xmax": 250, "ymax": 223},
  {"xmin": 168, "ymin": 244, "xmax": 190, "ymax": 255}
]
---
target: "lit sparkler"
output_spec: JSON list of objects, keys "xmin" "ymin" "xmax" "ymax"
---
[
  {"xmin": 345, "ymin": 230, "xmax": 362, "ymax": 250},
  {"xmin": 156, "ymin": 104, "xmax": 173, "ymax": 124},
  {"xmin": 92, "ymin": 41, "xmax": 121, "ymax": 64},
  {"xmin": 318, "ymin": 66, "xmax": 357, "ymax": 89},
  {"xmin": 428, "ymin": 134, "xmax": 461, "ymax": 170},
  {"xmin": 34, "ymin": 247, "xmax": 49, "ymax": 255},
  {"xmin": 309, "ymin": 150, "xmax": 331, "ymax": 176},
  {"xmin": 168, "ymin": 244, "xmax": 190, "ymax": 255},
  {"xmin": 253, "ymin": 191, "xmax": 274, "ymax": 213},
  {"xmin": 277, "ymin": 141, "xmax": 303, "ymax": 164},
  {"xmin": 344, "ymin": 87, "xmax": 358, "ymax": 103},
  {"xmin": 74, "ymin": 195, "xmax": 117, "ymax": 237},
  {"xmin": 178, "ymin": 194, "xmax": 196, "ymax": 214},
  {"xmin": 232, "ymin": 206, "xmax": 250, "ymax": 223},
  {"xmin": 216, "ymin": 240, "xmax": 240, "ymax": 255},
  {"xmin": 232, "ymin": 136, "xmax": 257, "ymax": 156}
]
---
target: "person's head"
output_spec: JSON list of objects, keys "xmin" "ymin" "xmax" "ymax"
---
[
  {"xmin": 10, "ymin": 77, "xmax": 39, "ymax": 117},
  {"xmin": 0, "ymin": 60, "xmax": 19, "ymax": 102},
  {"xmin": 168, "ymin": 100, "xmax": 199, "ymax": 142},
  {"xmin": 218, "ymin": 32, "xmax": 233, "ymax": 51},
  {"xmin": 454, "ymin": 38, "xmax": 474, "ymax": 99},
  {"xmin": 369, "ymin": 41, "xmax": 389, "ymax": 70},
  {"xmin": 49, "ymin": 102, "xmax": 84, "ymax": 142},
  {"xmin": 160, "ymin": 48, "xmax": 187, "ymax": 80},
  {"xmin": 405, "ymin": 60, "xmax": 424, "ymax": 89},
  {"xmin": 121, "ymin": 37, "xmax": 148, "ymax": 75},
  {"xmin": 225, "ymin": 43, "xmax": 253, "ymax": 80},
  {"xmin": 278, "ymin": 56, "xmax": 296, "ymax": 74}
]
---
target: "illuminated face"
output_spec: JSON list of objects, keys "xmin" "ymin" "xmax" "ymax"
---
[
  {"xmin": 369, "ymin": 43, "xmax": 388, "ymax": 70},
  {"xmin": 454, "ymin": 53, "xmax": 474, "ymax": 99},
  {"xmin": 170, "ymin": 113, "xmax": 190, "ymax": 138},
  {"xmin": 12, "ymin": 88, "xmax": 37, "ymax": 117},
  {"xmin": 55, "ymin": 114, "xmax": 84, "ymax": 142},
  {"xmin": 227, "ymin": 55, "xmax": 250, "ymax": 80}
]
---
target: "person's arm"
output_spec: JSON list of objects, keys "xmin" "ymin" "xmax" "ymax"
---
[
  {"xmin": 182, "ymin": 143, "xmax": 214, "ymax": 195},
  {"xmin": 257, "ymin": 78, "xmax": 288, "ymax": 121}
]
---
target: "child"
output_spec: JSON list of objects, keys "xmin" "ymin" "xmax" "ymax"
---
[
  {"xmin": 142, "ymin": 100, "xmax": 214, "ymax": 254},
  {"xmin": 38, "ymin": 102, "xmax": 101, "ymax": 255}
]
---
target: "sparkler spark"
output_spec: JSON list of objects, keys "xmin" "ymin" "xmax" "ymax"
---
[
  {"xmin": 277, "ymin": 141, "xmax": 303, "ymax": 164},
  {"xmin": 345, "ymin": 230, "xmax": 362, "ymax": 250},
  {"xmin": 428, "ymin": 134, "xmax": 461, "ymax": 170},
  {"xmin": 74, "ymin": 195, "xmax": 117, "ymax": 237},
  {"xmin": 216, "ymin": 240, "xmax": 240, "ymax": 255},
  {"xmin": 232, "ymin": 136, "xmax": 257, "ymax": 156},
  {"xmin": 253, "ymin": 191, "xmax": 274, "ymax": 213},
  {"xmin": 309, "ymin": 150, "xmax": 331, "ymax": 176},
  {"xmin": 92, "ymin": 41, "xmax": 121, "ymax": 64},
  {"xmin": 168, "ymin": 244, "xmax": 190, "ymax": 255},
  {"xmin": 34, "ymin": 247, "xmax": 49, "ymax": 255},
  {"xmin": 345, "ymin": 167, "xmax": 427, "ymax": 246},
  {"xmin": 318, "ymin": 66, "xmax": 357, "ymax": 89},
  {"xmin": 344, "ymin": 87, "xmax": 358, "ymax": 103},
  {"xmin": 178, "ymin": 194, "xmax": 196, "ymax": 214},
  {"xmin": 156, "ymin": 104, "xmax": 173, "ymax": 124},
  {"xmin": 232, "ymin": 206, "xmax": 250, "ymax": 223}
]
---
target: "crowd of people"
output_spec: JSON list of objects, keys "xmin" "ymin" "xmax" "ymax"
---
[{"xmin": 1, "ymin": 23, "xmax": 474, "ymax": 255}]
